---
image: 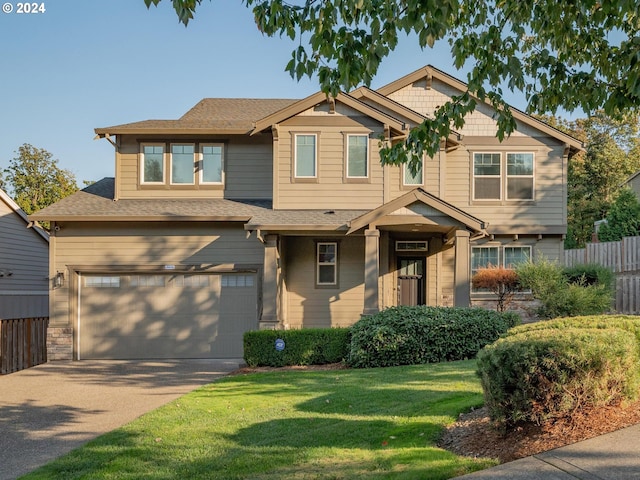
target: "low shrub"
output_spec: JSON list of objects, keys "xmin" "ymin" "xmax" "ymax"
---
[
  {"xmin": 508, "ymin": 315, "xmax": 640, "ymax": 355},
  {"xmin": 563, "ymin": 263, "xmax": 615, "ymax": 289},
  {"xmin": 347, "ymin": 306, "xmax": 519, "ymax": 368},
  {"xmin": 477, "ymin": 327, "xmax": 640, "ymax": 426},
  {"xmin": 471, "ymin": 266, "xmax": 520, "ymax": 312},
  {"xmin": 243, "ymin": 328, "xmax": 351, "ymax": 367},
  {"xmin": 516, "ymin": 259, "xmax": 613, "ymax": 318}
]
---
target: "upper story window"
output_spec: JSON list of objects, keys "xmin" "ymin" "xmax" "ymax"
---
[
  {"xmin": 200, "ymin": 144, "xmax": 224, "ymax": 184},
  {"xmin": 295, "ymin": 134, "xmax": 317, "ymax": 178},
  {"xmin": 141, "ymin": 144, "xmax": 165, "ymax": 184},
  {"xmin": 473, "ymin": 152, "xmax": 534, "ymax": 201},
  {"xmin": 403, "ymin": 158, "xmax": 423, "ymax": 186},
  {"xmin": 347, "ymin": 134, "xmax": 369, "ymax": 178},
  {"xmin": 171, "ymin": 144, "xmax": 195, "ymax": 185},
  {"xmin": 139, "ymin": 142, "xmax": 225, "ymax": 189}
]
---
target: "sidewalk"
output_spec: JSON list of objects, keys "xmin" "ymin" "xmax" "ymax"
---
[{"xmin": 456, "ymin": 422, "xmax": 640, "ymax": 479}]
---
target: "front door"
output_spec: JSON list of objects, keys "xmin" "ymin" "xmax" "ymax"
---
[{"xmin": 397, "ymin": 257, "xmax": 425, "ymax": 306}]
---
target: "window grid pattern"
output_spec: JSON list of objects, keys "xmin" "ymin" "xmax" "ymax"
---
[
  {"xmin": 171, "ymin": 144, "xmax": 195, "ymax": 184},
  {"xmin": 347, "ymin": 135, "xmax": 368, "ymax": 178},
  {"xmin": 142, "ymin": 145, "xmax": 164, "ymax": 184},
  {"xmin": 295, "ymin": 135, "xmax": 317, "ymax": 177},
  {"xmin": 201, "ymin": 144, "xmax": 223, "ymax": 184}
]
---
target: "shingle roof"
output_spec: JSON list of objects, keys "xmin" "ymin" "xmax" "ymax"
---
[
  {"xmin": 95, "ymin": 99, "xmax": 298, "ymax": 135},
  {"xmin": 29, "ymin": 178, "xmax": 365, "ymax": 231}
]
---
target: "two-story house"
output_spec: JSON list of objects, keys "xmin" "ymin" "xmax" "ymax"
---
[{"xmin": 31, "ymin": 66, "xmax": 583, "ymax": 361}]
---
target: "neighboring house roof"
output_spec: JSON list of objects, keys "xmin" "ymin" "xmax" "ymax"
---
[
  {"xmin": 623, "ymin": 169, "xmax": 640, "ymax": 187},
  {"xmin": 94, "ymin": 99, "xmax": 298, "ymax": 136},
  {"xmin": 0, "ymin": 188, "xmax": 49, "ymax": 243},
  {"xmin": 251, "ymin": 91, "xmax": 409, "ymax": 137},
  {"xmin": 377, "ymin": 65, "xmax": 585, "ymax": 154}
]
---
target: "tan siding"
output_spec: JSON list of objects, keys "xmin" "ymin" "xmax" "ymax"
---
[
  {"xmin": 388, "ymin": 78, "xmax": 539, "ymax": 137},
  {"xmin": 284, "ymin": 236, "xmax": 364, "ymax": 328},
  {"xmin": 276, "ymin": 121, "xmax": 385, "ymax": 209},
  {"xmin": 50, "ymin": 222, "xmax": 263, "ymax": 327},
  {"xmin": 117, "ymin": 135, "xmax": 273, "ymax": 200}
]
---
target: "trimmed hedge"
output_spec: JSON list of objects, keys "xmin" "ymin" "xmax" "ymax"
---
[
  {"xmin": 243, "ymin": 328, "xmax": 351, "ymax": 367},
  {"xmin": 477, "ymin": 324, "xmax": 640, "ymax": 426},
  {"xmin": 508, "ymin": 315, "xmax": 640, "ymax": 354},
  {"xmin": 347, "ymin": 306, "xmax": 520, "ymax": 368}
]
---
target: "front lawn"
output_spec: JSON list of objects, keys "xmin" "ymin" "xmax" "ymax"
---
[{"xmin": 22, "ymin": 360, "xmax": 496, "ymax": 480}]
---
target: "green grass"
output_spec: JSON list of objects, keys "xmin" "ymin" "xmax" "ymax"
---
[{"xmin": 21, "ymin": 360, "xmax": 496, "ymax": 480}]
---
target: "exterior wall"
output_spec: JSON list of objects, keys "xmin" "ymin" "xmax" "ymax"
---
[
  {"xmin": 275, "ymin": 107, "xmax": 386, "ymax": 210},
  {"xmin": 283, "ymin": 235, "xmax": 365, "ymax": 328},
  {"xmin": 116, "ymin": 134, "xmax": 273, "ymax": 200},
  {"xmin": 49, "ymin": 221, "xmax": 263, "ymax": 359},
  {"xmin": 0, "ymin": 201, "xmax": 48, "ymax": 318}
]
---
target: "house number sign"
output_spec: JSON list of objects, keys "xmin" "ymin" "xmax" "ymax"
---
[{"xmin": 275, "ymin": 338, "xmax": 285, "ymax": 351}]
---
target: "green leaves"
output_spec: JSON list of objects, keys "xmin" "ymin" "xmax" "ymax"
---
[
  {"xmin": 151, "ymin": 0, "xmax": 640, "ymax": 167},
  {"xmin": 3, "ymin": 144, "xmax": 79, "ymax": 220}
]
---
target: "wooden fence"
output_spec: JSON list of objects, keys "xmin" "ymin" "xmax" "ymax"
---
[
  {"xmin": 0, "ymin": 317, "xmax": 48, "ymax": 375},
  {"xmin": 565, "ymin": 236, "xmax": 640, "ymax": 314}
]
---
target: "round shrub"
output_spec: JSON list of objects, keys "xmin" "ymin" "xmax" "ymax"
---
[
  {"xmin": 477, "ymin": 327, "xmax": 640, "ymax": 426},
  {"xmin": 347, "ymin": 306, "xmax": 519, "ymax": 368}
]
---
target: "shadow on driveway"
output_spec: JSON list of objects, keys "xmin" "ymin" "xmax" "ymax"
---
[{"xmin": 0, "ymin": 359, "xmax": 240, "ymax": 480}]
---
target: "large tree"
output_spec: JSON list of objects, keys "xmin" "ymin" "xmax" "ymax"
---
[
  {"xmin": 4, "ymin": 144, "xmax": 79, "ymax": 216},
  {"xmin": 146, "ymin": 0, "xmax": 640, "ymax": 171}
]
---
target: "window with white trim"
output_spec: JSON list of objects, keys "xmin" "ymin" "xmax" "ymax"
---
[
  {"xmin": 347, "ymin": 134, "xmax": 368, "ymax": 178},
  {"xmin": 295, "ymin": 134, "xmax": 317, "ymax": 178},
  {"xmin": 200, "ymin": 144, "xmax": 224, "ymax": 184},
  {"xmin": 471, "ymin": 245, "xmax": 532, "ymax": 292},
  {"xmin": 403, "ymin": 158, "xmax": 423, "ymax": 186},
  {"xmin": 317, "ymin": 242, "xmax": 337, "ymax": 286},
  {"xmin": 473, "ymin": 152, "xmax": 535, "ymax": 201},
  {"xmin": 171, "ymin": 144, "xmax": 195, "ymax": 184},
  {"xmin": 141, "ymin": 145, "xmax": 165, "ymax": 184}
]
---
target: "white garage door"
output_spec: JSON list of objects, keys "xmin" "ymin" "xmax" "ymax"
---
[{"xmin": 78, "ymin": 272, "xmax": 257, "ymax": 359}]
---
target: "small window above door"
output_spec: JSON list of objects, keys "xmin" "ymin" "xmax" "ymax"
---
[{"xmin": 396, "ymin": 241, "xmax": 428, "ymax": 252}]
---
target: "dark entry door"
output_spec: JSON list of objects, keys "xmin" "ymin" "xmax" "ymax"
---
[{"xmin": 397, "ymin": 257, "xmax": 425, "ymax": 306}]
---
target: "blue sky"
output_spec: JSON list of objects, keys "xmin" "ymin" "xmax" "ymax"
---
[{"xmin": 0, "ymin": 0, "xmax": 527, "ymax": 184}]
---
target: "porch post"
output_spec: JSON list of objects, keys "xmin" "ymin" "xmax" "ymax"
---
[
  {"xmin": 260, "ymin": 234, "xmax": 279, "ymax": 328},
  {"xmin": 454, "ymin": 230, "xmax": 471, "ymax": 307},
  {"xmin": 363, "ymin": 228, "xmax": 380, "ymax": 315}
]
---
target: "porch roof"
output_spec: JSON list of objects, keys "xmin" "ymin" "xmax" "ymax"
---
[{"xmin": 346, "ymin": 188, "xmax": 488, "ymax": 236}]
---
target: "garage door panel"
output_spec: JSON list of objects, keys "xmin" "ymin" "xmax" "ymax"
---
[{"xmin": 79, "ymin": 273, "xmax": 257, "ymax": 359}]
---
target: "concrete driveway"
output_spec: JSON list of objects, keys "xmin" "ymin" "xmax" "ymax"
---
[{"xmin": 0, "ymin": 359, "xmax": 241, "ymax": 480}]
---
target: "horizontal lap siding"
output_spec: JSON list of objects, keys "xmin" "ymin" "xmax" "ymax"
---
[
  {"xmin": 277, "ymin": 124, "xmax": 385, "ymax": 209},
  {"xmin": 50, "ymin": 222, "xmax": 262, "ymax": 326},
  {"xmin": 117, "ymin": 135, "xmax": 272, "ymax": 200},
  {"xmin": 0, "ymin": 202, "xmax": 49, "ymax": 318},
  {"xmin": 284, "ymin": 236, "xmax": 365, "ymax": 328}
]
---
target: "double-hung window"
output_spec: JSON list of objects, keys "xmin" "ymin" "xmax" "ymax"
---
[
  {"xmin": 200, "ymin": 144, "xmax": 224, "ymax": 184},
  {"xmin": 317, "ymin": 242, "xmax": 337, "ymax": 286},
  {"xmin": 171, "ymin": 144, "xmax": 195, "ymax": 184},
  {"xmin": 473, "ymin": 152, "xmax": 534, "ymax": 200},
  {"xmin": 141, "ymin": 145, "xmax": 165, "ymax": 184},
  {"xmin": 294, "ymin": 134, "xmax": 318, "ymax": 178},
  {"xmin": 295, "ymin": 134, "xmax": 317, "ymax": 178},
  {"xmin": 346, "ymin": 134, "xmax": 368, "ymax": 178}
]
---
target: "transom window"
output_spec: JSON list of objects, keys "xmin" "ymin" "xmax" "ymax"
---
[
  {"xmin": 201, "ymin": 144, "xmax": 224, "ymax": 184},
  {"xmin": 171, "ymin": 144, "xmax": 195, "ymax": 184},
  {"xmin": 141, "ymin": 145, "xmax": 165, "ymax": 184},
  {"xmin": 295, "ymin": 134, "xmax": 317, "ymax": 178},
  {"xmin": 347, "ymin": 134, "xmax": 368, "ymax": 178},
  {"xmin": 403, "ymin": 158, "xmax": 424, "ymax": 186},
  {"xmin": 317, "ymin": 242, "xmax": 337, "ymax": 286},
  {"xmin": 473, "ymin": 152, "xmax": 534, "ymax": 200}
]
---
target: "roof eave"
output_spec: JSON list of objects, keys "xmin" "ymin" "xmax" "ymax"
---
[
  {"xmin": 28, "ymin": 214, "xmax": 253, "ymax": 222},
  {"xmin": 94, "ymin": 128, "xmax": 253, "ymax": 136}
]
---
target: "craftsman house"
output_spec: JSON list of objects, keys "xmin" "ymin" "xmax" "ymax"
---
[{"xmin": 31, "ymin": 66, "xmax": 583, "ymax": 360}]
